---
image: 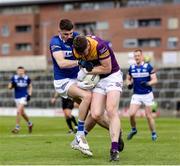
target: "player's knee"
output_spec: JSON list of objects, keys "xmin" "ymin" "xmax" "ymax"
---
[
  {"xmin": 106, "ymin": 108, "xmax": 118, "ymax": 119},
  {"xmin": 91, "ymin": 111, "xmax": 101, "ymax": 121},
  {"xmin": 146, "ymin": 113, "xmax": 152, "ymax": 119}
]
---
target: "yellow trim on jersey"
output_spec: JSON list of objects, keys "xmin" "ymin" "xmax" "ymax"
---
[{"xmin": 73, "ymin": 36, "xmax": 110, "ymax": 61}]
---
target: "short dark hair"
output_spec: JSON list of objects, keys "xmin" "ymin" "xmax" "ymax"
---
[
  {"xmin": 17, "ymin": 66, "xmax": 24, "ymax": 69},
  {"xmin": 59, "ymin": 19, "xmax": 73, "ymax": 31},
  {"xmin": 134, "ymin": 49, "xmax": 142, "ymax": 53},
  {"xmin": 73, "ymin": 36, "xmax": 88, "ymax": 54}
]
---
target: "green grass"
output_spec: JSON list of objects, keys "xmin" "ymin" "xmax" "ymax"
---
[{"xmin": 0, "ymin": 116, "xmax": 180, "ymax": 165}]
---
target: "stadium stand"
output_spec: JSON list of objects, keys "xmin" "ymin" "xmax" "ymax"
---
[{"xmin": 0, "ymin": 67, "xmax": 179, "ymax": 114}]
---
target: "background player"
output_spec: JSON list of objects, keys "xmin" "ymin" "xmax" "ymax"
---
[
  {"xmin": 126, "ymin": 49, "xmax": 158, "ymax": 141},
  {"xmin": 51, "ymin": 92, "xmax": 78, "ymax": 134},
  {"xmin": 8, "ymin": 66, "xmax": 33, "ymax": 134}
]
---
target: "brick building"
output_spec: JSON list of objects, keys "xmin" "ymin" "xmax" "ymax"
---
[{"xmin": 0, "ymin": 0, "xmax": 180, "ymax": 60}]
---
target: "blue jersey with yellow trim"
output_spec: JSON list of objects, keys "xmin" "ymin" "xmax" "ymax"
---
[
  {"xmin": 11, "ymin": 75, "xmax": 31, "ymax": 99},
  {"xmin": 49, "ymin": 32, "xmax": 79, "ymax": 80},
  {"xmin": 73, "ymin": 35, "xmax": 120, "ymax": 78},
  {"xmin": 128, "ymin": 62, "xmax": 153, "ymax": 94}
]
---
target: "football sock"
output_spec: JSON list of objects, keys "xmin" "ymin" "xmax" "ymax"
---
[
  {"xmin": 28, "ymin": 121, "xmax": 32, "ymax": 126},
  {"xmin": 77, "ymin": 120, "xmax": 85, "ymax": 135},
  {"xmin": 84, "ymin": 129, "xmax": 88, "ymax": 136},
  {"xmin": 152, "ymin": 131, "xmax": 156, "ymax": 135},
  {"xmin": 132, "ymin": 127, "xmax": 137, "ymax": 132},
  {"xmin": 16, "ymin": 124, "xmax": 20, "ymax": 129},
  {"xmin": 111, "ymin": 142, "xmax": 119, "ymax": 151},
  {"xmin": 66, "ymin": 118, "xmax": 73, "ymax": 130},
  {"xmin": 71, "ymin": 116, "xmax": 78, "ymax": 126}
]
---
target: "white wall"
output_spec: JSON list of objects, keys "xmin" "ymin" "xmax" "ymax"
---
[{"xmin": 0, "ymin": 55, "xmax": 48, "ymax": 71}]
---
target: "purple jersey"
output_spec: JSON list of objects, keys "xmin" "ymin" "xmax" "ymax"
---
[{"xmin": 73, "ymin": 35, "xmax": 120, "ymax": 78}]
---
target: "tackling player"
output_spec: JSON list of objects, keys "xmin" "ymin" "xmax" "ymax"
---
[
  {"xmin": 50, "ymin": 19, "xmax": 124, "ymax": 157},
  {"xmin": 126, "ymin": 49, "xmax": 158, "ymax": 141},
  {"xmin": 8, "ymin": 66, "xmax": 33, "ymax": 134},
  {"xmin": 72, "ymin": 35, "xmax": 123, "ymax": 161}
]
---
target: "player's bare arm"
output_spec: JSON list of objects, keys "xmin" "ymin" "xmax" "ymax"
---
[
  {"xmin": 126, "ymin": 74, "xmax": 133, "ymax": 86},
  {"xmin": 8, "ymin": 82, "xmax": 13, "ymax": 89},
  {"xmin": 28, "ymin": 83, "xmax": 33, "ymax": 96},
  {"xmin": 148, "ymin": 72, "xmax": 158, "ymax": 86},
  {"xmin": 53, "ymin": 51, "xmax": 78, "ymax": 69}
]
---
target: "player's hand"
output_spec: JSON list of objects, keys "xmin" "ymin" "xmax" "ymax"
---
[
  {"xmin": 140, "ymin": 81, "xmax": 149, "ymax": 87},
  {"xmin": 26, "ymin": 95, "xmax": 31, "ymax": 102},
  {"xmin": 78, "ymin": 60, "xmax": 93, "ymax": 72},
  {"xmin": 127, "ymin": 83, "xmax": 133, "ymax": 90},
  {"xmin": 50, "ymin": 98, "xmax": 56, "ymax": 105},
  {"xmin": 11, "ymin": 82, "xmax": 16, "ymax": 88},
  {"xmin": 77, "ymin": 68, "xmax": 87, "ymax": 81}
]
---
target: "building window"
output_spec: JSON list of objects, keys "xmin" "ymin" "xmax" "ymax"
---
[
  {"xmin": 168, "ymin": 18, "xmax": 179, "ymax": 29},
  {"xmin": 123, "ymin": 39, "xmax": 138, "ymax": 48},
  {"xmin": 167, "ymin": 37, "xmax": 178, "ymax": 49},
  {"xmin": 1, "ymin": 25, "xmax": 9, "ymax": 37},
  {"xmin": 96, "ymin": 22, "xmax": 109, "ymax": 30},
  {"xmin": 138, "ymin": 38, "xmax": 161, "ymax": 47},
  {"xmin": 124, "ymin": 20, "xmax": 138, "ymax": 28},
  {"xmin": 138, "ymin": 18, "xmax": 161, "ymax": 27},
  {"xmin": 15, "ymin": 25, "xmax": 32, "ymax": 33},
  {"xmin": 124, "ymin": 19, "xmax": 161, "ymax": 28},
  {"xmin": 63, "ymin": 4, "xmax": 73, "ymax": 11},
  {"xmin": 75, "ymin": 22, "xmax": 96, "ymax": 35},
  {"xmin": 16, "ymin": 43, "xmax": 32, "ymax": 51},
  {"xmin": 1, "ymin": 43, "xmax": 10, "ymax": 55}
]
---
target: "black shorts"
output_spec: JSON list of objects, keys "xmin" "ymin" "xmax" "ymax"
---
[{"xmin": 62, "ymin": 98, "xmax": 74, "ymax": 110}]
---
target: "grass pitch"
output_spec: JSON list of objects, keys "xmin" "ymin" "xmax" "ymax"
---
[{"xmin": 0, "ymin": 116, "xmax": 180, "ymax": 165}]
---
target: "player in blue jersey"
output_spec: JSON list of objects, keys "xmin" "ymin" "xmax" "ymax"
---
[
  {"xmin": 73, "ymin": 35, "xmax": 123, "ymax": 161},
  {"xmin": 8, "ymin": 66, "xmax": 33, "ymax": 134},
  {"xmin": 126, "ymin": 49, "xmax": 158, "ymax": 141},
  {"xmin": 50, "ymin": 19, "xmax": 94, "ymax": 156},
  {"xmin": 50, "ymin": 19, "xmax": 124, "ymax": 157}
]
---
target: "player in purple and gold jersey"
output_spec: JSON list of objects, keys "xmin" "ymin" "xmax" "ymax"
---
[
  {"xmin": 8, "ymin": 66, "xmax": 33, "ymax": 134},
  {"xmin": 126, "ymin": 49, "xmax": 158, "ymax": 141},
  {"xmin": 73, "ymin": 35, "xmax": 123, "ymax": 161}
]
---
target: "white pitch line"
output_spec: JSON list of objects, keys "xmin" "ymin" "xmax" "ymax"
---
[{"xmin": 0, "ymin": 133, "xmax": 108, "ymax": 138}]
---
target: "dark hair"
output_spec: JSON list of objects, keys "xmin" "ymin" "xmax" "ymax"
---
[
  {"xmin": 73, "ymin": 36, "xmax": 88, "ymax": 54},
  {"xmin": 59, "ymin": 19, "xmax": 73, "ymax": 31},
  {"xmin": 134, "ymin": 49, "xmax": 142, "ymax": 53},
  {"xmin": 17, "ymin": 66, "xmax": 24, "ymax": 69}
]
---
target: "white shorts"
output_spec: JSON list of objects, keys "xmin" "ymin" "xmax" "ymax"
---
[
  {"xmin": 54, "ymin": 78, "xmax": 77, "ymax": 99},
  {"xmin": 93, "ymin": 70, "xmax": 123, "ymax": 95},
  {"xmin": 15, "ymin": 97, "xmax": 27, "ymax": 106},
  {"xmin": 130, "ymin": 92, "xmax": 154, "ymax": 106}
]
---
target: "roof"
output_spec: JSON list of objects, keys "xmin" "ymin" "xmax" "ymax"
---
[{"xmin": 0, "ymin": 0, "xmax": 93, "ymax": 6}]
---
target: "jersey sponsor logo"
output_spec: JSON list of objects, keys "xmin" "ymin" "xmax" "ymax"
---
[
  {"xmin": 132, "ymin": 72, "xmax": 149, "ymax": 78},
  {"xmin": 99, "ymin": 47, "xmax": 108, "ymax": 54},
  {"xmin": 62, "ymin": 51, "xmax": 73, "ymax": 57},
  {"xmin": 16, "ymin": 81, "xmax": 28, "ymax": 87}
]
